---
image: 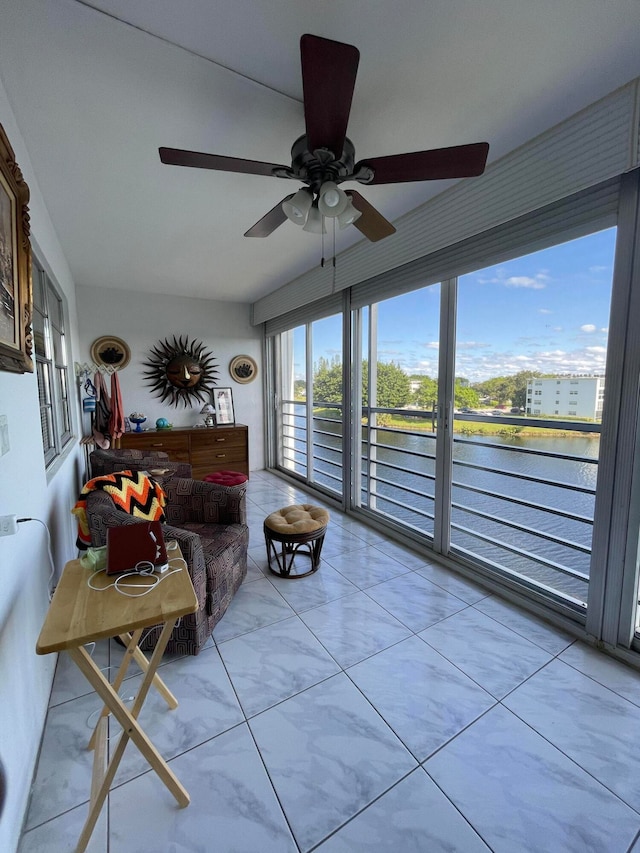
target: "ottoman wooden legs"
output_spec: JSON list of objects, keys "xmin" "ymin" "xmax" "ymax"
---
[{"xmin": 264, "ymin": 525, "xmax": 328, "ymax": 578}]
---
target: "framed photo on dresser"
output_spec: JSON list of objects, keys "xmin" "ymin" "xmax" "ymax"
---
[{"xmin": 213, "ymin": 387, "xmax": 235, "ymax": 425}]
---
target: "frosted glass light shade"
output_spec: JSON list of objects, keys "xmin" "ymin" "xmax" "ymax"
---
[
  {"xmin": 283, "ymin": 188, "xmax": 313, "ymax": 225},
  {"xmin": 302, "ymin": 205, "xmax": 326, "ymax": 234},
  {"xmin": 318, "ymin": 181, "xmax": 349, "ymax": 217},
  {"xmin": 337, "ymin": 199, "xmax": 362, "ymax": 229}
]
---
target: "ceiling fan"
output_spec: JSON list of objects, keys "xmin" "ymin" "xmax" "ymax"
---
[{"xmin": 159, "ymin": 34, "xmax": 489, "ymax": 243}]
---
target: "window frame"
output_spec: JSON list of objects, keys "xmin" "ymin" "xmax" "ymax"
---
[{"xmin": 32, "ymin": 253, "xmax": 74, "ymax": 470}]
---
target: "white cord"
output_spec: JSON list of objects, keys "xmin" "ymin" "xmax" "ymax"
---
[
  {"xmin": 86, "ymin": 555, "xmax": 186, "ymax": 597},
  {"xmin": 17, "ymin": 517, "xmax": 56, "ymax": 599}
]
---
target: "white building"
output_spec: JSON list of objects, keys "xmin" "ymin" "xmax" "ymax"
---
[{"xmin": 526, "ymin": 376, "xmax": 605, "ymax": 419}]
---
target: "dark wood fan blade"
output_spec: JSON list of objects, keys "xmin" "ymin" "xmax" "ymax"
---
[
  {"xmin": 355, "ymin": 142, "xmax": 490, "ymax": 184},
  {"xmin": 348, "ymin": 191, "xmax": 396, "ymax": 242},
  {"xmin": 301, "ymin": 34, "xmax": 359, "ymax": 157},
  {"xmin": 159, "ymin": 147, "xmax": 289, "ymax": 177},
  {"xmin": 244, "ymin": 195, "xmax": 294, "ymax": 237}
]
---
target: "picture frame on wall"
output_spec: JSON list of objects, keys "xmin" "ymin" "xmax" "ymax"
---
[
  {"xmin": 213, "ymin": 387, "xmax": 235, "ymax": 425},
  {"xmin": 0, "ymin": 122, "xmax": 33, "ymax": 374}
]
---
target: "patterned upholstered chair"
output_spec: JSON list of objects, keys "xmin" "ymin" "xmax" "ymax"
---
[
  {"xmin": 89, "ymin": 447, "xmax": 192, "ymax": 480},
  {"xmin": 84, "ymin": 477, "xmax": 248, "ymax": 655}
]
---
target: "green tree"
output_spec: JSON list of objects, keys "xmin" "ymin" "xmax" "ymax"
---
[
  {"xmin": 312, "ymin": 356, "xmax": 342, "ymax": 403},
  {"xmin": 312, "ymin": 358, "xmax": 411, "ymax": 408},
  {"xmin": 454, "ymin": 382, "xmax": 480, "ymax": 409},
  {"xmin": 362, "ymin": 361, "xmax": 411, "ymax": 408},
  {"xmin": 510, "ymin": 370, "xmax": 543, "ymax": 409},
  {"xmin": 472, "ymin": 370, "xmax": 545, "ymax": 407},
  {"xmin": 413, "ymin": 375, "xmax": 438, "ymax": 409}
]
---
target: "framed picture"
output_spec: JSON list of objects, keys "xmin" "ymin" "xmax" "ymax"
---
[
  {"xmin": 213, "ymin": 387, "xmax": 235, "ymax": 425},
  {"xmin": 0, "ymin": 123, "xmax": 33, "ymax": 374}
]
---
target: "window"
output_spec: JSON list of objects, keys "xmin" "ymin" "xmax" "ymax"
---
[{"xmin": 32, "ymin": 256, "xmax": 73, "ymax": 466}]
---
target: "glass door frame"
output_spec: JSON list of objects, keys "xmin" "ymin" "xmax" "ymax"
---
[{"xmin": 266, "ymin": 169, "xmax": 640, "ymax": 654}]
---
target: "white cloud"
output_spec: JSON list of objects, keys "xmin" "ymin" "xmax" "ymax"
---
[
  {"xmin": 504, "ymin": 276, "xmax": 546, "ymax": 289},
  {"xmin": 539, "ymin": 308, "xmax": 552, "ymax": 314},
  {"xmin": 456, "ymin": 341, "xmax": 490, "ymax": 350},
  {"xmin": 580, "ymin": 324, "xmax": 597, "ymax": 332}
]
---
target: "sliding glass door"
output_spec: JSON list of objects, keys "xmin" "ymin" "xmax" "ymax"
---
[
  {"xmin": 449, "ymin": 228, "xmax": 616, "ymax": 610},
  {"xmin": 267, "ymin": 170, "xmax": 640, "ymax": 650},
  {"xmin": 353, "ymin": 286, "xmax": 441, "ymax": 540},
  {"xmin": 273, "ymin": 229, "xmax": 617, "ymax": 615},
  {"xmin": 276, "ymin": 313, "xmax": 345, "ymax": 499}
]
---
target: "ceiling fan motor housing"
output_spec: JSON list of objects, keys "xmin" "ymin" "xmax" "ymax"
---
[{"xmin": 288, "ymin": 134, "xmax": 358, "ymax": 191}]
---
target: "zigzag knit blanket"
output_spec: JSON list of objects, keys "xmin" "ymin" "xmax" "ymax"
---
[{"xmin": 72, "ymin": 470, "xmax": 166, "ymax": 550}]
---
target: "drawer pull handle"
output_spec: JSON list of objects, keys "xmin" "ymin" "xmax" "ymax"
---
[
  {"xmin": 215, "ymin": 438, "xmax": 225, "ymax": 442},
  {"xmin": 151, "ymin": 443, "xmax": 163, "ymax": 447},
  {"xmin": 216, "ymin": 453, "xmax": 226, "ymax": 458}
]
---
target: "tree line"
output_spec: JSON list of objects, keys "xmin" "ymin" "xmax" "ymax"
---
[{"xmin": 295, "ymin": 356, "xmax": 548, "ymax": 410}]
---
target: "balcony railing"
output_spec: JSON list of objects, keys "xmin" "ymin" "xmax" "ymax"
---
[{"xmin": 279, "ymin": 401, "xmax": 598, "ymax": 606}]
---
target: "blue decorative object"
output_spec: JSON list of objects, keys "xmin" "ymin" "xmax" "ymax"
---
[
  {"xmin": 156, "ymin": 417, "xmax": 171, "ymax": 430},
  {"xmin": 129, "ymin": 412, "xmax": 147, "ymax": 432}
]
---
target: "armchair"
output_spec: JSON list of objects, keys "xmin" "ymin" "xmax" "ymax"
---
[
  {"xmin": 84, "ymin": 477, "xmax": 248, "ymax": 655},
  {"xmin": 89, "ymin": 447, "xmax": 192, "ymax": 480}
]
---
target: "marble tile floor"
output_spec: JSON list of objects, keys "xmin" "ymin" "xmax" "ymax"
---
[{"xmin": 19, "ymin": 470, "xmax": 640, "ymax": 852}]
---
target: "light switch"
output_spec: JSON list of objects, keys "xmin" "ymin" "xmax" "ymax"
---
[{"xmin": 0, "ymin": 415, "xmax": 9, "ymax": 456}]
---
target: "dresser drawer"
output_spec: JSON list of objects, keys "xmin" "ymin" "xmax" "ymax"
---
[
  {"xmin": 119, "ymin": 424, "xmax": 248, "ymax": 479},
  {"xmin": 192, "ymin": 443, "xmax": 246, "ymax": 468},
  {"xmin": 120, "ymin": 432, "xmax": 190, "ymax": 454},
  {"xmin": 190, "ymin": 427, "xmax": 246, "ymax": 451}
]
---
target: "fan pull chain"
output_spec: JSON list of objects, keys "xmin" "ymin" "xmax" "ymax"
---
[{"xmin": 332, "ymin": 218, "xmax": 336, "ymax": 267}]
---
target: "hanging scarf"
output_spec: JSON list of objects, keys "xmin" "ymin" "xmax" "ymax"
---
[
  {"xmin": 109, "ymin": 370, "xmax": 125, "ymax": 441},
  {"xmin": 92, "ymin": 371, "xmax": 111, "ymax": 449}
]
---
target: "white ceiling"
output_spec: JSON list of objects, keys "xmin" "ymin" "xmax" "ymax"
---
[{"xmin": 1, "ymin": 0, "xmax": 640, "ymax": 304}]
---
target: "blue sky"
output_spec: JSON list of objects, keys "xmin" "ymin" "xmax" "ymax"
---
[{"xmin": 305, "ymin": 226, "xmax": 616, "ymax": 383}]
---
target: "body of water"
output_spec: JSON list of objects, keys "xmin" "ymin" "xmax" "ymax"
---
[{"xmin": 284, "ymin": 406, "xmax": 598, "ymax": 604}]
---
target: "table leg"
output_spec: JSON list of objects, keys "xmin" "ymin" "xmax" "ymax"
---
[
  {"xmin": 87, "ymin": 627, "xmax": 144, "ymax": 750},
  {"xmin": 87, "ymin": 626, "xmax": 178, "ymax": 750},
  {"xmin": 70, "ymin": 620, "xmax": 189, "ymax": 852}
]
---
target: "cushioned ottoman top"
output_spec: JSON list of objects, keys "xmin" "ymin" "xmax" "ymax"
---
[
  {"xmin": 203, "ymin": 470, "xmax": 248, "ymax": 486},
  {"xmin": 264, "ymin": 504, "xmax": 330, "ymax": 535}
]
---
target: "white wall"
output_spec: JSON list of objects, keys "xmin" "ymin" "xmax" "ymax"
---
[
  {"xmin": 0, "ymin": 69, "xmax": 264, "ymax": 853},
  {"xmin": 75, "ymin": 286, "xmax": 265, "ymax": 470},
  {"xmin": 0, "ymin": 82, "xmax": 84, "ymax": 852}
]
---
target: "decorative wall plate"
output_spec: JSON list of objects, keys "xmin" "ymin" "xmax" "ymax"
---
[
  {"xmin": 90, "ymin": 335, "xmax": 131, "ymax": 369},
  {"xmin": 229, "ymin": 354, "xmax": 258, "ymax": 384}
]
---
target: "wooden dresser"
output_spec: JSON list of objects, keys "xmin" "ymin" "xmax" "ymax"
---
[{"xmin": 119, "ymin": 424, "xmax": 249, "ymax": 480}]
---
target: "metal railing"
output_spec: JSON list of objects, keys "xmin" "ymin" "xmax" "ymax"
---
[{"xmin": 279, "ymin": 402, "xmax": 598, "ymax": 604}]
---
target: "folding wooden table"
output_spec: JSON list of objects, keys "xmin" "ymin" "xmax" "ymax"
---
[{"xmin": 36, "ymin": 551, "xmax": 198, "ymax": 852}]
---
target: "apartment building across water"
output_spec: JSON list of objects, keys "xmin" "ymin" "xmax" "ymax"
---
[{"xmin": 526, "ymin": 376, "xmax": 605, "ymax": 420}]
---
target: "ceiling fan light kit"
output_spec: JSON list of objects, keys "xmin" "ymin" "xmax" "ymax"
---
[
  {"xmin": 282, "ymin": 187, "xmax": 313, "ymax": 224},
  {"xmin": 337, "ymin": 195, "xmax": 362, "ymax": 229},
  {"xmin": 159, "ymin": 33, "xmax": 489, "ymax": 244},
  {"xmin": 302, "ymin": 204, "xmax": 326, "ymax": 234},
  {"xmin": 317, "ymin": 181, "xmax": 349, "ymax": 217}
]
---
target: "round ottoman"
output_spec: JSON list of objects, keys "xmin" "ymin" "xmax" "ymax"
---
[
  {"xmin": 264, "ymin": 504, "xmax": 330, "ymax": 578},
  {"xmin": 203, "ymin": 470, "xmax": 248, "ymax": 486}
]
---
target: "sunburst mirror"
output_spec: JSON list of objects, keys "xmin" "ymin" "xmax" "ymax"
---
[{"xmin": 143, "ymin": 335, "xmax": 218, "ymax": 407}]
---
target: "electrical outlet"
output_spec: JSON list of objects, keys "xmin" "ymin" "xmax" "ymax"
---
[{"xmin": 0, "ymin": 515, "xmax": 18, "ymax": 536}]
